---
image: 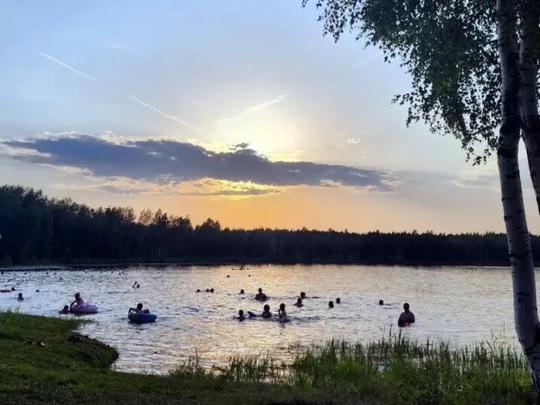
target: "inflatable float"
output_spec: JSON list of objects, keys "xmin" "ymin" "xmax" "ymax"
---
[
  {"xmin": 70, "ymin": 303, "xmax": 99, "ymax": 314},
  {"xmin": 128, "ymin": 312, "xmax": 157, "ymax": 324}
]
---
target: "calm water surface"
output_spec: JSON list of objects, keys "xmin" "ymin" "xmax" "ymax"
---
[{"xmin": 0, "ymin": 265, "xmax": 518, "ymax": 374}]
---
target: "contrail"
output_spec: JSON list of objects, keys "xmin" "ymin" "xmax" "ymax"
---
[
  {"xmin": 128, "ymin": 95, "xmax": 201, "ymax": 132},
  {"xmin": 38, "ymin": 51, "xmax": 201, "ymax": 132},
  {"xmin": 39, "ymin": 52, "xmax": 99, "ymax": 83},
  {"xmin": 217, "ymin": 94, "xmax": 287, "ymax": 126}
]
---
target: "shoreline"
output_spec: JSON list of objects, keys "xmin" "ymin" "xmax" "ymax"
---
[
  {"xmin": 0, "ymin": 262, "xmax": 512, "ymax": 271},
  {"xmin": 0, "ymin": 311, "xmax": 534, "ymax": 404}
]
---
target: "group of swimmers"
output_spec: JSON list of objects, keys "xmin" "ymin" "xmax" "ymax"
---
[
  {"xmin": 236, "ymin": 288, "xmax": 416, "ymax": 327},
  {"xmin": 235, "ymin": 288, "xmax": 343, "ymax": 322}
]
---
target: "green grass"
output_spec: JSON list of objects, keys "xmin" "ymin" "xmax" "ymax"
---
[{"xmin": 0, "ymin": 312, "xmax": 536, "ymax": 404}]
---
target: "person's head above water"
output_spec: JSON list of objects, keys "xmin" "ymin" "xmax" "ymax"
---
[
  {"xmin": 403, "ymin": 303, "xmax": 410, "ymax": 311},
  {"xmin": 263, "ymin": 304, "xmax": 270, "ymax": 312},
  {"xmin": 336, "ymin": 298, "xmax": 341, "ymax": 304},
  {"xmin": 328, "ymin": 301, "xmax": 334, "ymax": 308},
  {"xmin": 238, "ymin": 310, "xmax": 244, "ymax": 316},
  {"xmin": 279, "ymin": 303, "xmax": 286, "ymax": 311},
  {"xmin": 379, "ymin": 299, "xmax": 384, "ymax": 305},
  {"xmin": 240, "ymin": 289, "xmax": 245, "ymax": 294},
  {"xmin": 300, "ymin": 292, "xmax": 306, "ymax": 299},
  {"xmin": 137, "ymin": 303, "xmax": 143, "ymax": 310},
  {"xmin": 258, "ymin": 288, "xmax": 263, "ymax": 294}
]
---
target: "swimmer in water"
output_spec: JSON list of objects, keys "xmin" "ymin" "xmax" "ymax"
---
[
  {"xmin": 278, "ymin": 303, "xmax": 287, "ymax": 320},
  {"xmin": 379, "ymin": 299, "xmax": 384, "ymax": 305},
  {"xmin": 240, "ymin": 289, "xmax": 245, "ymax": 294},
  {"xmin": 17, "ymin": 292, "xmax": 24, "ymax": 301},
  {"xmin": 398, "ymin": 303, "xmax": 415, "ymax": 327},
  {"xmin": 328, "ymin": 301, "xmax": 334, "ymax": 308},
  {"xmin": 300, "ymin": 292, "xmax": 306, "ymax": 299},
  {"xmin": 236, "ymin": 310, "xmax": 246, "ymax": 321},
  {"xmin": 336, "ymin": 298, "xmax": 341, "ymax": 304},
  {"xmin": 70, "ymin": 292, "xmax": 84, "ymax": 308},
  {"xmin": 255, "ymin": 288, "xmax": 268, "ymax": 301},
  {"xmin": 293, "ymin": 297, "xmax": 303, "ymax": 307},
  {"xmin": 129, "ymin": 303, "xmax": 144, "ymax": 314},
  {"xmin": 261, "ymin": 304, "xmax": 272, "ymax": 318},
  {"xmin": 58, "ymin": 305, "xmax": 69, "ymax": 314}
]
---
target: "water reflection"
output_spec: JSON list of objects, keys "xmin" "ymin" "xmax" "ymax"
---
[{"xmin": 0, "ymin": 265, "xmax": 518, "ymax": 374}]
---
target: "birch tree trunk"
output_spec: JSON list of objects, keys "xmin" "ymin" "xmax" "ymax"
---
[
  {"xmin": 519, "ymin": 0, "xmax": 540, "ymax": 214},
  {"xmin": 498, "ymin": 0, "xmax": 540, "ymax": 391}
]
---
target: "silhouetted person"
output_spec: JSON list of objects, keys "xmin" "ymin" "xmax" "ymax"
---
[
  {"xmin": 294, "ymin": 297, "xmax": 303, "ymax": 307},
  {"xmin": 196, "ymin": 289, "xmax": 201, "ymax": 292},
  {"xmin": 328, "ymin": 301, "xmax": 334, "ymax": 309},
  {"xmin": 236, "ymin": 310, "xmax": 246, "ymax": 321},
  {"xmin": 210, "ymin": 288, "xmax": 214, "ymax": 293},
  {"xmin": 398, "ymin": 303, "xmax": 415, "ymax": 327},
  {"xmin": 262, "ymin": 304, "xmax": 272, "ymax": 318},
  {"xmin": 17, "ymin": 292, "xmax": 24, "ymax": 301},
  {"xmin": 300, "ymin": 292, "xmax": 306, "ymax": 299},
  {"xmin": 240, "ymin": 289, "xmax": 245, "ymax": 294},
  {"xmin": 379, "ymin": 299, "xmax": 384, "ymax": 305},
  {"xmin": 278, "ymin": 303, "xmax": 287, "ymax": 320},
  {"xmin": 129, "ymin": 303, "xmax": 144, "ymax": 314},
  {"xmin": 255, "ymin": 288, "xmax": 268, "ymax": 301},
  {"xmin": 336, "ymin": 298, "xmax": 341, "ymax": 304}
]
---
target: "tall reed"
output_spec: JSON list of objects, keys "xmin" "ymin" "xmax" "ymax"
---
[{"xmin": 173, "ymin": 333, "xmax": 534, "ymax": 404}]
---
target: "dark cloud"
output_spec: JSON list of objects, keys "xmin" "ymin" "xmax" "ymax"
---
[{"xmin": 2, "ymin": 135, "xmax": 393, "ymax": 191}]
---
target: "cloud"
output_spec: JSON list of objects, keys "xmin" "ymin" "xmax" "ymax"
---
[
  {"xmin": 2, "ymin": 135, "xmax": 394, "ymax": 193},
  {"xmin": 52, "ymin": 177, "xmax": 282, "ymax": 198},
  {"xmin": 346, "ymin": 137, "xmax": 361, "ymax": 145},
  {"xmin": 38, "ymin": 51, "xmax": 201, "ymax": 132},
  {"xmin": 217, "ymin": 94, "xmax": 287, "ymax": 126}
]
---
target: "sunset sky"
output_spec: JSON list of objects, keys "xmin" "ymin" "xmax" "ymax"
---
[{"xmin": 1, "ymin": 0, "xmax": 538, "ymax": 233}]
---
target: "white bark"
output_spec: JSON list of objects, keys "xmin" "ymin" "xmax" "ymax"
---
[
  {"xmin": 498, "ymin": 0, "xmax": 540, "ymax": 392},
  {"xmin": 519, "ymin": 0, "xmax": 540, "ymax": 214}
]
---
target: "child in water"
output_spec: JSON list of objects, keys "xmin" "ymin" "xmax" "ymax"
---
[
  {"xmin": 294, "ymin": 298, "xmax": 303, "ymax": 307},
  {"xmin": 58, "ymin": 305, "xmax": 69, "ymax": 314},
  {"xmin": 278, "ymin": 303, "xmax": 287, "ymax": 320},
  {"xmin": 236, "ymin": 310, "xmax": 246, "ymax": 321},
  {"xmin": 17, "ymin": 293, "xmax": 24, "ymax": 301}
]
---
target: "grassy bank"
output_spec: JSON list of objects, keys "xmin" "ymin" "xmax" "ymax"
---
[{"xmin": 0, "ymin": 312, "xmax": 535, "ymax": 404}]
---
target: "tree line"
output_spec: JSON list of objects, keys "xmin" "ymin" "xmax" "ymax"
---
[{"xmin": 0, "ymin": 184, "xmax": 533, "ymax": 267}]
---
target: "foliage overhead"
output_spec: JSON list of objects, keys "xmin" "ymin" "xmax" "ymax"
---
[{"xmin": 303, "ymin": 0, "xmax": 505, "ymax": 164}]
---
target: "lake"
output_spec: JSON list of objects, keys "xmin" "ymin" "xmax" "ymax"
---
[{"xmin": 0, "ymin": 265, "xmax": 519, "ymax": 374}]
